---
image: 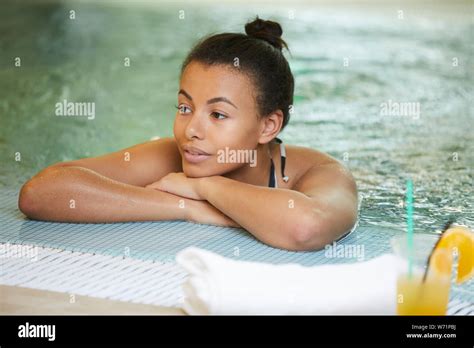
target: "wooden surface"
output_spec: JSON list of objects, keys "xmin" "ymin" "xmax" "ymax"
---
[{"xmin": 0, "ymin": 285, "xmax": 185, "ymax": 315}]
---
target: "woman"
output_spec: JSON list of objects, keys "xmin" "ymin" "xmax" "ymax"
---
[{"xmin": 18, "ymin": 17, "xmax": 358, "ymax": 251}]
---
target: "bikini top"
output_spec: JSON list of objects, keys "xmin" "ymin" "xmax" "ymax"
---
[{"xmin": 268, "ymin": 137, "xmax": 288, "ymax": 188}]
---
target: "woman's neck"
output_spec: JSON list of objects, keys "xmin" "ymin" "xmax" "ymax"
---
[{"xmin": 222, "ymin": 141, "xmax": 274, "ymax": 187}]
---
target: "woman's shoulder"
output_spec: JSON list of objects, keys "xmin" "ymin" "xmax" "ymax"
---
[
  {"xmin": 286, "ymin": 144, "xmax": 339, "ymax": 167},
  {"xmin": 282, "ymin": 143, "xmax": 345, "ymax": 189},
  {"xmin": 150, "ymin": 135, "xmax": 177, "ymax": 147}
]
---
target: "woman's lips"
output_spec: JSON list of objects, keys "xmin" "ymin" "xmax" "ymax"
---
[{"xmin": 183, "ymin": 150, "xmax": 211, "ymax": 164}]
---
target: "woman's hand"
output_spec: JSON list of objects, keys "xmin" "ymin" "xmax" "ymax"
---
[
  {"xmin": 186, "ymin": 199, "xmax": 241, "ymax": 228},
  {"xmin": 145, "ymin": 173, "xmax": 240, "ymax": 228},
  {"xmin": 146, "ymin": 172, "xmax": 205, "ymax": 200}
]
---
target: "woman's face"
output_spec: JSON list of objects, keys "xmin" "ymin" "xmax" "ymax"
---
[{"xmin": 173, "ymin": 61, "xmax": 264, "ymax": 178}]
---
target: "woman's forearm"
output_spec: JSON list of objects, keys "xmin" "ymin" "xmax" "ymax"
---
[
  {"xmin": 18, "ymin": 166, "xmax": 189, "ymax": 223},
  {"xmin": 198, "ymin": 176, "xmax": 317, "ymax": 250}
]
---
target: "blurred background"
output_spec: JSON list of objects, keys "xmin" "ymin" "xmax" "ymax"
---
[{"xmin": 0, "ymin": 0, "xmax": 472, "ymax": 233}]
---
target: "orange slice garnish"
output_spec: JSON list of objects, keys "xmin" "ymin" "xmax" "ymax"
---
[
  {"xmin": 429, "ymin": 248, "xmax": 453, "ymax": 277},
  {"xmin": 433, "ymin": 225, "xmax": 474, "ymax": 284}
]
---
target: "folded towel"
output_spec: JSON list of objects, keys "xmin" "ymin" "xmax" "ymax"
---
[{"xmin": 176, "ymin": 247, "xmax": 402, "ymax": 315}]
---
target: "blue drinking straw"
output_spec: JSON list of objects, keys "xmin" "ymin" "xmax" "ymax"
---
[{"xmin": 406, "ymin": 179, "xmax": 414, "ymax": 278}]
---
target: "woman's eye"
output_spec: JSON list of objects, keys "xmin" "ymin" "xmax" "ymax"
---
[
  {"xmin": 211, "ymin": 112, "xmax": 227, "ymax": 120},
  {"xmin": 175, "ymin": 105, "xmax": 191, "ymax": 114}
]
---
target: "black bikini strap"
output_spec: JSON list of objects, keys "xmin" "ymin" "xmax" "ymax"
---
[
  {"xmin": 268, "ymin": 157, "xmax": 276, "ymax": 188},
  {"xmin": 274, "ymin": 137, "xmax": 289, "ymax": 183},
  {"xmin": 268, "ymin": 137, "xmax": 288, "ymax": 188}
]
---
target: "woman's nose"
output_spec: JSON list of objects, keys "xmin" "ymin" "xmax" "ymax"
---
[{"xmin": 185, "ymin": 112, "xmax": 206, "ymax": 140}]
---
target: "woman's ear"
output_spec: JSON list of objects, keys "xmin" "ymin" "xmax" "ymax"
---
[{"xmin": 258, "ymin": 109, "xmax": 284, "ymax": 144}]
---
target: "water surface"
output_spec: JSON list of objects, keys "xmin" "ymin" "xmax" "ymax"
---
[{"xmin": 1, "ymin": 0, "xmax": 472, "ymax": 233}]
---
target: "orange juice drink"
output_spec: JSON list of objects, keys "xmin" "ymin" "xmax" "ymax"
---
[
  {"xmin": 395, "ymin": 248, "xmax": 452, "ymax": 315},
  {"xmin": 392, "ymin": 234, "xmax": 452, "ymax": 315},
  {"xmin": 396, "ymin": 272, "xmax": 450, "ymax": 315},
  {"xmin": 391, "ymin": 226, "xmax": 473, "ymax": 315}
]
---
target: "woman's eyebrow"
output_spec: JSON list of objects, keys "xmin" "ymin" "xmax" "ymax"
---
[
  {"xmin": 207, "ymin": 97, "xmax": 238, "ymax": 109},
  {"xmin": 178, "ymin": 89, "xmax": 193, "ymax": 100},
  {"xmin": 178, "ymin": 89, "xmax": 238, "ymax": 109}
]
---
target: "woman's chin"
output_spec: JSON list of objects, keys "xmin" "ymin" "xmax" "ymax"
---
[
  {"xmin": 182, "ymin": 163, "xmax": 233, "ymax": 178},
  {"xmin": 182, "ymin": 165, "xmax": 214, "ymax": 178}
]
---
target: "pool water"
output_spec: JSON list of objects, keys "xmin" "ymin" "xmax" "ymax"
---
[{"xmin": 0, "ymin": 0, "xmax": 472, "ymax": 233}]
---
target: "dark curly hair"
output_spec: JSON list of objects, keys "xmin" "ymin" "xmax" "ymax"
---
[{"xmin": 180, "ymin": 16, "xmax": 294, "ymax": 131}]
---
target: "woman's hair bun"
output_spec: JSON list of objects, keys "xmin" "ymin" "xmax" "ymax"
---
[{"xmin": 245, "ymin": 16, "xmax": 288, "ymax": 51}]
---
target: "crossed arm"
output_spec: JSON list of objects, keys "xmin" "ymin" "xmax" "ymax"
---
[
  {"xmin": 149, "ymin": 162, "xmax": 358, "ymax": 251},
  {"xmin": 209, "ymin": 166, "xmax": 357, "ymax": 251},
  {"xmin": 18, "ymin": 139, "xmax": 358, "ymax": 251}
]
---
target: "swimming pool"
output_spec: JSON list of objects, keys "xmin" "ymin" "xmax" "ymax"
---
[{"xmin": 0, "ymin": 0, "xmax": 472, "ymax": 234}]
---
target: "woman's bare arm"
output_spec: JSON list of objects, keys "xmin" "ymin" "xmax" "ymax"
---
[
  {"xmin": 18, "ymin": 165, "xmax": 190, "ymax": 223},
  {"xmin": 19, "ymin": 137, "xmax": 240, "ymax": 226},
  {"xmin": 196, "ymin": 162, "xmax": 358, "ymax": 251},
  {"xmin": 18, "ymin": 137, "xmax": 239, "ymax": 227},
  {"xmin": 44, "ymin": 137, "xmax": 183, "ymax": 187}
]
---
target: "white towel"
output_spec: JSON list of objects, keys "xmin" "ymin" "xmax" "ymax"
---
[{"xmin": 176, "ymin": 247, "xmax": 402, "ymax": 315}]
